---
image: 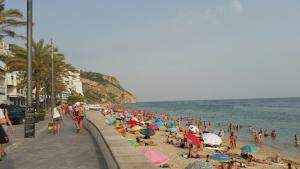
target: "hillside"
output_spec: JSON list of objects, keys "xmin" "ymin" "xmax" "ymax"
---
[{"xmin": 81, "ymin": 71, "xmax": 137, "ymax": 104}]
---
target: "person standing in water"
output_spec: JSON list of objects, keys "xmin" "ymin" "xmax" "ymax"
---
[
  {"xmin": 258, "ymin": 131, "xmax": 263, "ymax": 143},
  {"xmin": 295, "ymin": 134, "xmax": 300, "ymax": 147}
]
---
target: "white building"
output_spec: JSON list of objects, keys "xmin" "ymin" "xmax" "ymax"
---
[
  {"xmin": 62, "ymin": 69, "xmax": 84, "ymax": 101},
  {"xmin": 0, "ymin": 60, "xmax": 7, "ymax": 103},
  {"xmin": 6, "ymin": 71, "xmax": 26, "ymax": 105}
]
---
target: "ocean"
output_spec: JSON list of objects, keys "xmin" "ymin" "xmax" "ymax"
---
[{"xmin": 128, "ymin": 97, "xmax": 300, "ymax": 160}]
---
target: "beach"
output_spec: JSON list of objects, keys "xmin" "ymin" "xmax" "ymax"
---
[
  {"xmin": 128, "ymin": 98, "xmax": 300, "ymax": 161},
  {"xmin": 125, "ymin": 130, "xmax": 300, "ymax": 169},
  {"xmin": 101, "ymin": 102, "xmax": 300, "ymax": 169}
]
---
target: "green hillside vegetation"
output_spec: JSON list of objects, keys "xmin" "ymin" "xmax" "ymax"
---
[
  {"xmin": 80, "ymin": 71, "xmax": 110, "ymax": 86},
  {"xmin": 80, "ymin": 71, "xmax": 136, "ymax": 104}
]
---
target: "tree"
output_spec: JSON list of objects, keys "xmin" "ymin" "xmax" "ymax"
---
[
  {"xmin": 0, "ymin": 0, "xmax": 26, "ymax": 41},
  {"xmin": 67, "ymin": 92, "xmax": 85, "ymax": 105},
  {"xmin": 6, "ymin": 39, "xmax": 77, "ymax": 111}
]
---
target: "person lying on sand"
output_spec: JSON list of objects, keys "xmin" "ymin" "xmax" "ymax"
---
[
  {"xmin": 247, "ymin": 155, "xmax": 272, "ymax": 165},
  {"xmin": 187, "ymin": 144, "xmax": 205, "ymax": 158},
  {"xmin": 218, "ymin": 160, "xmax": 246, "ymax": 169},
  {"xmin": 136, "ymin": 137, "xmax": 155, "ymax": 146},
  {"xmin": 287, "ymin": 163, "xmax": 298, "ymax": 169},
  {"xmin": 217, "ymin": 162, "xmax": 230, "ymax": 169},
  {"xmin": 166, "ymin": 135, "xmax": 175, "ymax": 144},
  {"xmin": 241, "ymin": 150, "xmax": 249, "ymax": 159},
  {"xmin": 269, "ymin": 153, "xmax": 282, "ymax": 163},
  {"xmin": 215, "ymin": 146, "xmax": 231, "ymax": 154}
]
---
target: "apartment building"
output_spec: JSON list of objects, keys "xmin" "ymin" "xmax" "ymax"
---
[{"xmin": 62, "ymin": 69, "xmax": 84, "ymax": 101}]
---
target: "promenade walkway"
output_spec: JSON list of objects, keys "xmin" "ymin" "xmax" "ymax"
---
[{"xmin": 1, "ymin": 116, "xmax": 108, "ymax": 169}]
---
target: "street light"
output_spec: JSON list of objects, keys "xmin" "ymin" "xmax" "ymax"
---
[
  {"xmin": 51, "ymin": 39, "xmax": 55, "ymax": 114},
  {"xmin": 24, "ymin": 0, "xmax": 35, "ymax": 138}
]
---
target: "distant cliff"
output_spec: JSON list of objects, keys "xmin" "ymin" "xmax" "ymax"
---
[{"xmin": 81, "ymin": 71, "xmax": 137, "ymax": 104}]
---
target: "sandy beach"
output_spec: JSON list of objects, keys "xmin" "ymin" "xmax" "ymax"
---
[
  {"xmin": 123, "ymin": 129, "xmax": 300, "ymax": 169},
  {"xmin": 102, "ymin": 105, "xmax": 300, "ymax": 169}
]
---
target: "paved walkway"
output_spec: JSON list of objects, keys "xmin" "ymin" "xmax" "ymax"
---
[{"xmin": 1, "ymin": 116, "xmax": 108, "ymax": 169}]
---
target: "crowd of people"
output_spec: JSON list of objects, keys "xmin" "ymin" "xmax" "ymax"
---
[
  {"xmin": 50, "ymin": 101, "xmax": 86, "ymax": 134},
  {"xmin": 100, "ymin": 105, "xmax": 300, "ymax": 169},
  {"xmin": 248, "ymin": 127, "xmax": 278, "ymax": 143}
]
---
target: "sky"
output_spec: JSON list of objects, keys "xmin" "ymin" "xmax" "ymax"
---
[{"xmin": 5, "ymin": 0, "xmax": 300, "ymax": 102}]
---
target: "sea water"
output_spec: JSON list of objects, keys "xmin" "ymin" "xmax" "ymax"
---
[{"xmin": 128, "ymin": 97, "xmax": 300, "ymax": 160}]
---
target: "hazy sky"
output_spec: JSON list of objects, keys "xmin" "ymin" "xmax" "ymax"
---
[{"xmin": 5, "ymin": 0, "xmax": 300, "ymax": 102}]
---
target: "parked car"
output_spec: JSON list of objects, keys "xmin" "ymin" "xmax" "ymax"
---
[{"xmin": 0, "ymin": 104, "xmax": 26, "ymax": 124}]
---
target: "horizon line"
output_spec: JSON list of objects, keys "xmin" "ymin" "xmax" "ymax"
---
[{"xmin": 134, "ymin": 96, "xmax": 300, "ymax": 104}]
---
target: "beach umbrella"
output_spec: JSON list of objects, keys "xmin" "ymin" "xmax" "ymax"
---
[
  {"xmin": 144, "ymin": 150, "xmax": 169, "ymax": 166},
  {"xmin": 166, "ymin": 127, "xmax": 179, "ymax": 133},
  {"xmin": 148, "ymin": 124, "xmax": 159, "ymax": 130},
  {"xmin": 155, "ymin": 120, "xmax": 164, "ymax": 127},
  {"xmin": 140, "ymin": 128, "xmax": 155, "ymax": 137},
  {"xmin": 146, "ymin": 120, "xmax": 154, "ymax": 124},
  {"xmin": 203, "ymin": 133, "xmax": 223, "ymax": 146},
  {"xmin": 210, "ymin": 154, "xmax": 230, "ymax": 161},
  {"xmin": 185, "ymin": 161, "xmax": 213, "ymax": 169},
  {"xmin": 185, "ymin": 133, "xmax": 201, "ymax": 146},
  {"xmin": 189, "ymin": 125, "xmax": 199, "ymax": 133},
  {"xmin": 168, "ymin": 122, "xmax": 177, "ymax": 127},
  {"xmin": 131, "ymin": 125, "xmax": 143, "ymax": 131},
  {"xmin": 128, "ymin": 139, "xmax": 139, "ymax": 146},
  {"xmin": 127, "ymin": 120, "xmax": 140, "ymax": 125},
  {"xmin": 241, "ymin": 145, "xmax": 257, "ymax": 153}
]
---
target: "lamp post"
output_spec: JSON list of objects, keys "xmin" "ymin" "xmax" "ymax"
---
[
  {"xmin": 51, "ymin": 39, "xmax": 55, "ymax": 114},
  {"xmin": 24, "ymin": 0, "xmax": 35, "ymax": 138}
]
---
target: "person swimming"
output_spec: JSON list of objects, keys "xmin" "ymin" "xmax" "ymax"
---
[
  {"xmin": 271, "ymin": 130, "xmax": 277, "ymax": 138},
  {"xmin": 264, "ymin": 129, "xmax": 269, "ymax": 137}
]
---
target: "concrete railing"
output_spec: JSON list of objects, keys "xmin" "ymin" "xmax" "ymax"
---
[{"xmin": 85, "ymin": 111, "xmax": 157, "ymax": 169}]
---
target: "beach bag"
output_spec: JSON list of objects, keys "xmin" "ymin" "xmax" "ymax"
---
[
  {"xmin": 0, "ymin": 125, "xmax": 9, "ymax": 144},
  {"xmin": 48, "ymin": 120, "xmax": 54, "ymax": 131}
]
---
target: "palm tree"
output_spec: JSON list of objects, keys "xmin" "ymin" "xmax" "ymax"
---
[
  {"xmin": 6, "ymin": 39, "xmax": 77, "ymax": 111},
  {"xmin": 0, "ymin": 0, "xmax": 26, "ymax": 41}
]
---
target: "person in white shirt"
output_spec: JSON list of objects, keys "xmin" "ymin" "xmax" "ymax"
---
[{"xmin": 52, "ymin": 102, "xmax": 63, "ymax": 134}]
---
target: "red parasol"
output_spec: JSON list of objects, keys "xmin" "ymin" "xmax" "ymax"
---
[
  {"xmin": 127, "ymin": 120, "xmax": 140, "ymax": 125},
  {"xmin": 185, "ymin": 133, "xmax": 201, "ymax": 145}
]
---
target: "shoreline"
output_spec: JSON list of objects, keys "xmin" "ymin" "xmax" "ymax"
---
[{"xmin": 100, "ymin": 104, "xmax": 300, "ymax": 168}]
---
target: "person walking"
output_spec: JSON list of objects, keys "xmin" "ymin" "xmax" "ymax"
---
[
  {"xmin": 78, "ymin": 103, "xmax": 85, "ymax": 130},
  {"xmin": 52, "ymin": 101, "xmax": 63, "ymax": 135},
  {"xmin": 73, "ymin": 102, "xmax": 81, "ymax": 133},
  {"xmin": 0, "ymin": 106, "xmax": 14, "ymax": 161}
]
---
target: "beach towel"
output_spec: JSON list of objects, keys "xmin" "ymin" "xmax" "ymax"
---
[
  {"xmin": 128, "ymin": 139, "xmax": 139, "ymax": 146},
  {"xmin": 205, "ymin": 147, "xmax": 224, "ymax": 151}
]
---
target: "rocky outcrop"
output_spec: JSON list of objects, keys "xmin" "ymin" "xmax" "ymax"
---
[{"xmin": 81, "ymin": 71, "xmax": 137, "ymax": 104}]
